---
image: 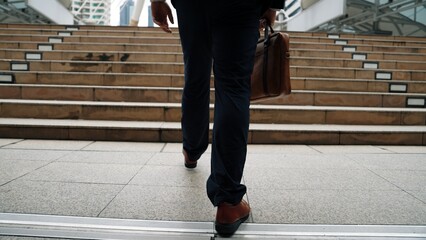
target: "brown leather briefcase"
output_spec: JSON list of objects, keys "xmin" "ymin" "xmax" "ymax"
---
[{"xmin": 250, "ymin": 26, "xmax": 291, "ymax": 102}]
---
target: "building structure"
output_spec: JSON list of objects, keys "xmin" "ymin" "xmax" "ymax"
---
[
  {"xmin": 119, "ymin": 0, "xmax": 133, "ymax": 26},
  {"xmin": 0, "ymin": 0, "xmax": 424, "ymax": 35},
  {"xmin": 71, "ymin": 0, "xmax": 111, "ymax": 25},
  {"xmin": 281, "ymin": 0, "xmax": 425, "ymax": 36},
  {"xmin": 0, "ymin": 0, "xmax": 74, "ymax": 24}
]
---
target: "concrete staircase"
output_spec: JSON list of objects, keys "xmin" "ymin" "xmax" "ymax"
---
[{"xmin": 0, "ymin": 24, "xmax": 425, "ymax": 145}]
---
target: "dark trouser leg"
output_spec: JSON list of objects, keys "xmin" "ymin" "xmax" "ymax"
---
[
  {"xmin": 173, "ymin": 0, "xmax": 211, "ymax": 161},
  {"xmin": 206, "ymin": 0, "xmax": 262, "ymax": 206}
]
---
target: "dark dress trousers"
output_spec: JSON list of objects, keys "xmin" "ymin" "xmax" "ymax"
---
[{"xmin": 172, "ymin": 0, "xmax": 285, "ymax": 206}]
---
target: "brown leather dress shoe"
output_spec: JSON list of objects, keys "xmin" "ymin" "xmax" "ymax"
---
[
  {"xmin": 183, "ymin": 149, "xmax": 197, "ymax": 169},
  {"xmin": 215, "ymin": 199, "xmax": 250, "ymax": 237}
]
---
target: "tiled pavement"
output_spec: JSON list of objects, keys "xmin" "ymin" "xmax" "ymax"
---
[{"xmin": 0, "ymin": 138, "xmax": 426, "ymax": 239}]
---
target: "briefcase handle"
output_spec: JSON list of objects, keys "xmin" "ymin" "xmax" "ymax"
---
[{"xmin": 263, "ymin": 23, "xmax": 273, "ymax": 47}]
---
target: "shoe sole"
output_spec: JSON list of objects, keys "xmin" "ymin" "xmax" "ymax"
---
[
  {"xmin": 184, "ymin": 162, "xmax": 197, "ymax": 169},
  {"xmin": 215, "ymin": 214, "xmax": 249, "ymax": 237}
]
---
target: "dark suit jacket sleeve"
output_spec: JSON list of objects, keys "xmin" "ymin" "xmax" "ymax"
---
[{"xmin": 270, "ymin": 0, "xmax": 285, "ymax": 9}]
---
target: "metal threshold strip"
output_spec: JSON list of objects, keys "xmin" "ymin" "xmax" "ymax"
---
[{"xmin": 0, "ymin": 213, "xmax": 425, "ymax": 239}]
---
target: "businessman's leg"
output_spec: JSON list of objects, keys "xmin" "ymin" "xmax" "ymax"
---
[{"xmin": 173, "ymin": 0, "xmax": 212, "ymax": 162}]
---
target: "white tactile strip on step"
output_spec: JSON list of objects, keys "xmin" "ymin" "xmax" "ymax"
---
[
  {"xmin": 25, "ymin": 52, "xmax": 42, "ymax": 60},
  {"xmin": 49, "ymin": 37, "xmax": 63, "ymax": 43},
  {"xmin": 335, "ymin": 40, "xmax": 348, "ymax": 45},
  {"xmin": 0, "ymin": 73, "xmax": 14, "ymax": 83},
  {"xmin": 38, "ymin": 44, "xmax": 54, "ymax": 51},
  {"xmin": 343, "ymin": 46, "xmax": 357, "ymax": 52},
  {"xmin": 58, "ymin": 31, "xmax": 72, "ymax": 36},
  {"xmin": 1, "ymin": 213, "xmax": 425, "ymax": 240},
  {"xmin": 352, "ymin": 53, "xmax": 367, "ymax": 60},
  {"xmin": 389, "ymin": 83, "xmax": 408, "ymax": 93},
  {"xmin": 363, "ymin": 61, "xmax": 379, "ymax": 69},
  {"xmin": 65, "ymin": 26, "xmax": 79, "ymax": 31},
  {"xmin": 327, "ymin": 34, "xmax": 340, "ymax": 39},
  {"xmin": 10, "ymin": 62, "xmax": 29, "ymax": 71},
  {"xmin": 376, "ymin": 72, "xmax": 392, "ymax": 80},
  {"xmin": 406, "ymin": 97, "xmax": 426, "ymax": 108}
]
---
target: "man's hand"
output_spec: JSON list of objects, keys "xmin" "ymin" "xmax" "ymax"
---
[
  {"xmin": 151, "ymin": 1, "xmax": 174, "ymax": 33},
  {"xmin": 260, "ymin": 8, "xmax": 276, "ymax": 29}
]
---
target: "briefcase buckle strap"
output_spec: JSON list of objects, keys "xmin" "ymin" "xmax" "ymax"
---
[{"xmin": 262, "ymin": 24, "xmax": 274, "ymax": 94}]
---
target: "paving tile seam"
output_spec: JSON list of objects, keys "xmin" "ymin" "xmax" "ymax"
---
[
  {"xmin": 398, "ymin": 190, "xmax": 426, "ymax": 206},
  {"xmin": 0, "ymin": 139, "xmax": 25, "ymax": 148},
  {"xmin": 0, "ymin": 161, "xmax": 53, "ymax": 187},
  {"xmin": 352, "ymin": 166, "xmax": 426, "ymax": 205},
  {"xmin": 125, "ymin": 184, "xmax": 206, "ymax": 189},
  {"xmin": 0, "ymin": 147, "xmax": 93, "ymax": 155},
  {"xmin": 96, "ymin": 184, "xmax": 128, "ymax": 218},
  {"xmin": 7, "ymin": 179, "xmax": 128, "ymax": 187},
  {"xmin": 1, "ymin": 147, "xmax": 89, "ymax": 152},
  {"xmin": 55, "ymin": 149, "xmax": 167, "ymax": 153},
  {"xmin": 367, "ymin": 168, "xmax": 426, "ymax": 206},
  {"xmin": 345, "ymin": 152, "xmax": 426, "ymax": 156},
  {"xmin": 244, "ymin": 168, "xmax": 377, "ymax": 171},
  {"xmin": 0, "ymin": 158, "xmax": 68, "ymax": 163},
  {"xmin": 246, "ymin": 187, "xmax": 411, "ymax": 192},
  {"xmin": 47, "ymin": 160, "xmax": 150, "ymax": 166},
  {"xmin": 77, "ymin": 141, "xmax": 96, "ymax": 151}
]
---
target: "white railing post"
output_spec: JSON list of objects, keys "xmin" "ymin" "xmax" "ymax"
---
[{"xmin": 129, "ymin": 0, "xmax": 145, "ymax": 26}]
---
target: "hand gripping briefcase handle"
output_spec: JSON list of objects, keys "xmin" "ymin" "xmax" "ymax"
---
[{"xmin": 250, "ymin": 24, "xmax": 291, "ymax": 102}]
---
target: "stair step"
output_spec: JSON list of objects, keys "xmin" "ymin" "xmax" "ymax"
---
[
  {"xmin": 2, "ymin": 24, "xmax": 425, "ymax": 45},
  {"xmin": 323, "ymin": 32, "xmax": 426, "ymax": 42},
  {"xmin": 293, "ymin": 77, "xmax": 426, "ymax": 93},
  {"xmin": 1, "ymin": 40, "xmax": 425, "ymax": 55},
  {"xmin": 0, "ymin": 59, "xmax": 185, "ymax": 74},
  {"xmin": 292, "ymin": 49, "xmax": 426, "ymax": 61},
  {"xmin": 293, "ymin": 66, "xmax": 425, "ymax": 81},
  {"xmin": 6, "ymin": 72, "xmax": 426, "ymax": 93},
  {"xmin": 0, "ymin": 24, "xmax": 171, "ymax": 32},
  {"xmin": 291, "ymin": 57, "xmax": 426, "ymax": 70},
  {"xmin": 294, "ymin": 36, "xmax": 426, "ymax": 47},
  {"xmin": 0, "ymin": 34, "xmax": 181, "ymax": 45},
  {"xmin": 2, "ymin": 49, "xmax": 425, "ymax": 71},
  {"xmin": 0, "ymin": 49, "xmax": 183, "ymax": 63},
  {"xmin": 0, "ymin": 23, "xmax": 424, "ymax": 145},
  {"xmin": 291, "ymin": 42, "xmax": 426, "ymax": 54},
  {"xmin": 0, "ymin": 27, "xmax": 181, "ymax": 37},
  {"xmin": 1, "ymin": 48, "xmax": 425, "ymax": 63},
  {"xmin": 4, "ymin": 71, "xmax": 186, "ymax": 87},
  {"xmin": 0, "ymin": 118, "xmax": 424, "ymax": 145},
  {"xmin": 1, "ymin": 99, "xmax": 425, "ymax": 125},
  {"xmin": 0, "ymin": 41, "xmax": 182, "ymax": 52},
  {"xmin": 0, "ymin": 31, "xmax": 425, "ymax": 48},
  {"xmin": 1, "ymin": 60, "xmax": 424, "ymax": 81},
  {"xmin": 1, "ymin": 84, "xmax": 426, "ymax": 107}
]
